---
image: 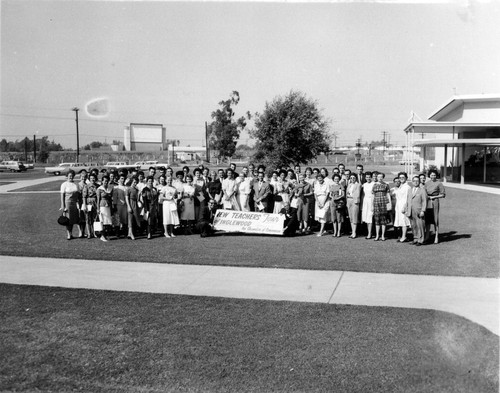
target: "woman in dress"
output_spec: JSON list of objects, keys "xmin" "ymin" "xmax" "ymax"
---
[
  {"xmin": 159, "ymin": 176, "xmax": 180, "ymax": 238},
  {"xmin": 82, "ymin": 172, "xmax": 99, "ymax": 239},
  {"xmin": 125, "ymin": 176, "xmax": 141, "ymax": 240},
  {"xmin": 273, "ymin": 170, "xmax": 290, "ymax": 214},
  {"xmin": 346, "ymin": 174, "xmax": 361, "ymax": 239},
  {"xmin": 180, "ymin": 174, "xmax": 196, "ymax": 234},
  {"xmin": 140, "ymin": 176, "xmax": 159, "ymax": 239},
  {"xmin": 320, "ymin": 168, "xmax": 333, "ymax": 189},
  {"xmin": 113, "ymin": 173, "xmax": 129, "ymax": 237},
  {"xmin": 424, "ymin": 169, "xmax": 446, "ymax": 244},
  {"xmin": 96, "ymin": 175, "xmax": 113, "ymax": 242},
  {"xmin": 372, "ymin": 172, "xmax": 391, "ymax": 241},
  {"xmin": 394, "ymin": 172, "xmax": 412, "ymax": 243},
  {"xmin": 329, "ymin": 174, "xmax": 345, "ymax": 237},
  {"xmin": 286, "ymin": 169, "xmax": 297, "ymax": 186},
  {"xmin": 237, "ymin": 172, "xmax": 251, "ymax": 212},
  {"xmin": 294, "ymin": 173, "xmax": 313, "ymax": 234},
  {"xmin": 389, "ymin": 175, "xmax": 401, "ymax": 235},
  {"xmin": 207, "ymin": 171, "xmax": 223, "ymax": 208},
  {"xmin": 361, "ymin": 171, "xmax": 375, "ymax": 239},
  {"xmin": 60, "ymin": 170, "xmax": 83, "ymax": 240},
  {"xmin": 221, "ymin": 169, "xmax": 239, "ymax": 210},
  {"xmin": 193, "ymin": 168, "xmax": 207, "ymax": 219},
  {"xmin": 314, "ymin": 174, "xmax": 330, "ymax": 237}
]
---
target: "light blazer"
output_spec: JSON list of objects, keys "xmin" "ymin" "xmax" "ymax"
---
[
  {"xmin": 406, "ymin": 186, "xmax": 427, "ymax": 218},
  {"xmin": 346, "ymin": 182, "xmax": 361, "ymax": 204},
  {"xmin": 253, "ymin": 181, "xmax": 271, "ymax": 209}
]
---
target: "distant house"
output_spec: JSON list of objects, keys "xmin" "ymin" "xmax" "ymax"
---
[{"xmin": 404, "ymin": 94, "xmax": 500, "ymax": 185}]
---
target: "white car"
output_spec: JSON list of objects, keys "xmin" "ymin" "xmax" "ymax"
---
[
  {"xmin": 45, "ymin": 162, "xmax": 91, "ymax": 176},
  {"xmin": 102, "ymin": 162, "xmax": 137, "ymax": 172},
  {"xmin": 133, "ymin": 160, "xmax": 159, "ymax": 171},
  {"xmin": 0, "ymin": 161, "xmax": 27, "ymax": 172}
]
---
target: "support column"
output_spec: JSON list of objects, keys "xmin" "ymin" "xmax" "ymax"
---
[
  {"xmin": 483, "ymin": 146, "xmax": 487, "ymax": 183},
  {"xmin": 443, "ymin": 144, "xmax": 448, "ymax": 182},
  {"xmin": 460, "ymin": 143, "xmax": 465, "ymax": 184}
]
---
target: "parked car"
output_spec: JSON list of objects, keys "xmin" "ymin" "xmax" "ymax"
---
[
  {"xmin": 20, "ymin": 162, "xmax": 35, "ymax": 170},
  {"xmin": 45, "ymin": 162, "xmax": 92, "ymax": 176},
  {"xmin": 101, "ymin": 162, "xmax": 137, "ymax": 173},
  {"xmin": 0, "ymin": 161, "xmax": 27, "ymax": 172},
  {"xmin": 133, "ymin": 160, "xmax": 159, "ymax": 171}
]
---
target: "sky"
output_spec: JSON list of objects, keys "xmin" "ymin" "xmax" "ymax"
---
[{"xmin": 1, "ymin": 0, "xmax": 500, "ymax": 150}]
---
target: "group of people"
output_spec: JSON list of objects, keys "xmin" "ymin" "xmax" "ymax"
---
[{"xmin": 59, "ymin": 162, "xmax": 445, "ymax": 245}]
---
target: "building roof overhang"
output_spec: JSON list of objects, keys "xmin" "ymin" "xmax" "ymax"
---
[
  {"xmin": 404, "ymin": 122, "xmax": 500, "ymax": 134},
  {"xmin": 413, "ymin": 138, "xmax": 500, "ymax": 147}
]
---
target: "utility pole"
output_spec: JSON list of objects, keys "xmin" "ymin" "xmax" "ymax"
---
[
  {"xmin": 381, "ymin": 131, "xmax": 389, "ymax": 157},
  {"xmin": 33, "ymin": 134, "xmax": 36, "ymax": 163},
  {"xmin": 24, "ymin": 138, "xmax": 28, "ymax": 162},
  {"xmin": 205, "ymin": 121, "xmax": 210, "ymax": 163},
  {"xmin": 72, "ymin": 107, "xmax": 80, "ymax": 163}
]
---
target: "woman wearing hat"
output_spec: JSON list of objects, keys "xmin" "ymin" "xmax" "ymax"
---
[{"xmin": 60, "ymin": 169, "xmax": 83, "ymax": 240}]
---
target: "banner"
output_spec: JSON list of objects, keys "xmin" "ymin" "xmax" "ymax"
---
[{"xmin": 213, "ymin": 209, "xmax": 285, "ymax": 236}]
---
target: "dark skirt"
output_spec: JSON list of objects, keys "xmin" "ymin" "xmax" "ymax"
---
[{"xmin": 425, "ymin": 198, "xmax": 440, "ymax": 226}]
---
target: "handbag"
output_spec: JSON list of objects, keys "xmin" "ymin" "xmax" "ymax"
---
[
  {"xmin": 290, "ymin": 198, "xmax": 298, "ymax": 209},
  {"xmin": 57, "ymin": 213, "xmax": 70, "ymax": 226},
  {"xmin": 93, "ymin": 215, "xmax": 103, "ymax": 233}
]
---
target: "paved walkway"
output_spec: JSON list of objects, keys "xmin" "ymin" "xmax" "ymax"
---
[
  {"xmin": 1, "ymin": 255, "xmax": 498, "ymax": 335},
  {"xmin": 0, "ymin": 176, "xmax": 62, "ymax": 194},
  {"xmin": 444, "ymin": 181, "xmax": 500, "ymax": 195}
]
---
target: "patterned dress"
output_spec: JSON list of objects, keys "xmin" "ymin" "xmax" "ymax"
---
[
  {"xmin": 82, "ymin": 182, "xmax": 98, "ymax": 227},
  {"xmin": 372, "ymin": 182, "xmax": 390, "ymax": 225}
]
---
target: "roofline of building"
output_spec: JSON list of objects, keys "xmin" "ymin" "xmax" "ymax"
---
[
  {"xmin": 428, "ymin": 94, "xmax": 500, "ymax": 121},
  {"xmin": 404, "ymin": 122, "xmax": 500, "ymax": 133}
]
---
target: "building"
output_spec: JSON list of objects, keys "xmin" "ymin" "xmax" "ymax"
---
[
  {"xmin": 404, "ymin": 94, "xmax": 500, "ymax": 185},
  {"xmin": 124, "ymin": 123, "xmax": 167, "ymax": 151}
]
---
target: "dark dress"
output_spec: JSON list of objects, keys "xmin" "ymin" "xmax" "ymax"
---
[
  {"xmin": 126, "ymin": 186, "xmax": 141, "ymax": 227},
  {"xmin": 372, "ymin": 182, "xmax": 391, "ymax": 225},
  {"xmin": 329, "ymin": 183, "xmax": 345, "ymax": 223},
  {"xmin": 141, "ymin": 186, "xmax": 159, "ymax": 230}
]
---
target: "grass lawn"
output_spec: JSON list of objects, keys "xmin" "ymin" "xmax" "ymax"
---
[
  {"xmin": 0, "ymin": 284, "xmax": 497, "ymax": 393},
  {"xmin": 0, "ymin": 186, "xmax": 498, "ymax": 277}
]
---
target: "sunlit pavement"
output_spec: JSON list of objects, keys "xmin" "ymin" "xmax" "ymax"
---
[{"xmin": 1, "ymin": 255, "xmax": 498, "ymax": 335}]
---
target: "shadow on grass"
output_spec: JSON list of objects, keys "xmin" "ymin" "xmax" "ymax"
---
[{"xmin": 439, "ymin": 231, "xmax": 472, "ymax": 243}]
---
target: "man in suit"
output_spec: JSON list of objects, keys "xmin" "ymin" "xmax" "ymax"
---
[
  {"xmin": 356, "ymin": 164, "xmax": 366, "ymax": 185},
  {"xmin": 407, "ymin": 176, "xmax": 427, "ymax": 246},
  {"xmin": 197, "ymin": 199, "xmax": 217, "ymax": 237},
  {"xmin": 253, "ymin": 172, "xmax": 271, "ymax": 212}
]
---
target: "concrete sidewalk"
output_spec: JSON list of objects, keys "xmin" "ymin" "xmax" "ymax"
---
[
  {"xmin": 1, "ymin": 255, "xmax": 498, "ymax": 335},
  {"xmin": 0, "ymin": 176, "xmax": 62, "ymax": 194}
]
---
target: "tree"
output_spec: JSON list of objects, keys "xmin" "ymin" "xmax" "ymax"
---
[
  {"xmin": 209, "ymin": 91, "xmax": 250, "ymax": 161},
  {"xmin": 251, "ymin": 90, "xmax": 331, "ymax": 168},
  {"xmin": 0, "ymin": 139, "xmax": 10, "ymax": 152}
]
